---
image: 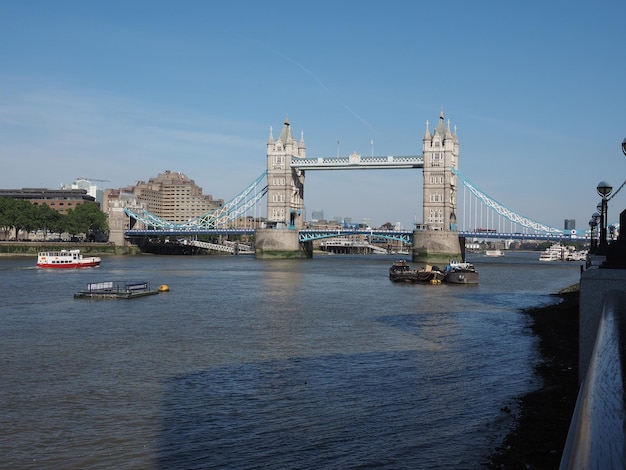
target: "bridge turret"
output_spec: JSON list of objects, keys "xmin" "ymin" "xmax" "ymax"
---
[
  {"xmin": 422, "ymin": 110, "xmax": 458, "ymax": 232},
  {"xmin": 423, "ymin": 120, "xmax": 432, "ymax": 142},
  {"xmin": 298, "ymin": 130, "xmax": 306, "ymax": 158},
  {"xmin": 413, "ymin": 110, "xmax": 463, "ymax": 264},
  {"xmin": 266, "ymin": 116, "xmax": 305, "ymax": 230}
]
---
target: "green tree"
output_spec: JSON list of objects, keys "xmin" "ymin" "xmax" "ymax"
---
[
  {"xmin": 0, "ymin": 197, "xmax": 39, "ymax": 239},
  {"xmin": 36, "ymin": 204, "xmax": 64, "ymax": 239},
  {"xmin": 65, "ymin": 202, "xmax": 108, "ymax": 237},
  {"xmin": 0, "ymin": 197, "xmax": 13, "ymax": 238},
  {"xmin": 7, "ymin": 199, "xmax": 37, "ymax": 240}
]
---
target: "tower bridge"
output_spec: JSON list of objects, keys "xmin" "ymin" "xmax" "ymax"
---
[{"xmin": 123, "ymin": 111, "xmax": 572, "ymax": 261}]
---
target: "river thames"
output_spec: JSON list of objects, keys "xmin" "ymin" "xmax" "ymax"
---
[{"xmin": 0, "ymin": 251, "xmax": 582, "ymax": 469}]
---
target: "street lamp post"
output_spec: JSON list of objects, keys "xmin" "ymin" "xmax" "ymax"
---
[
  {"xmin": 592, "ymin": 212, "xmax": 600, "ymax": 252},
  {"xmin": 597, "ymin": 202, "xmax": 603, "ymax": 250},
  {"xmin": 589, "ymin": 218, "xmax": 597, "ymax": 251},
  {"xmin": 597, "ymin": 181, "xmax": 613, "ymax": 254}
]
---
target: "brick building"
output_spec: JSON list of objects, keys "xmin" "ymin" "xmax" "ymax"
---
[{"xmin": 0, "ymin": 188, "xmax": 97, "ymax": 214}]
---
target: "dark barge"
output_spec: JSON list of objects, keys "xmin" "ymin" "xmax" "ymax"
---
[
  {"xmin": 389, "ymin": 260, "xmax": 444, "ymax": 284},
  {"xmin": 74, "ymin": 281, "xmax": 166, "ymax": 299}
]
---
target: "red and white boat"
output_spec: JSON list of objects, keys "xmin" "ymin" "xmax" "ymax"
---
[{"xmin": 36, "ymin": 249, "xmax": 101, "ymax": 269}]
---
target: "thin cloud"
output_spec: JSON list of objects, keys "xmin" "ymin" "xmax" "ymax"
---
[{"xmin": 266, "ymin": 47, "xmax": 376, "ymax": 133}]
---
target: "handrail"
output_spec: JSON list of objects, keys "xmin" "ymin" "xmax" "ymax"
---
[{"xmin": 560, "ymin": 290, "xmax": 626, "ymax": 469}]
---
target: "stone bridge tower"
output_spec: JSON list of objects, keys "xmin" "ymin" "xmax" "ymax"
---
[
  {"xmin": 265, "ymin": 117, "xmax": 306, "ymax": 230},
  {"xmin": 413, "ymin": 111, "xmax": 462, "ymax": 264},
  {"xmin": 256, "ymin": 117, "xmax": 309, "ymax": 258},
  {"xmin": 422, "ymin": 110, "xmax": 458, "ymax": 231}
]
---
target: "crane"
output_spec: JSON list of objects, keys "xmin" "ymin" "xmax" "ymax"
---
[{"xmin": 76, "ymin": 177, "xmax": 110, "ymax": 183}]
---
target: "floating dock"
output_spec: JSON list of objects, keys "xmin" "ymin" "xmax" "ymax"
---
[{"xmin": 74, "ymin": 281, "xmax": 163, "ymax": 299}]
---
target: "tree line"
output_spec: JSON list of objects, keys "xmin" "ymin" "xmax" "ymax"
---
[{"xmin": 0, "ymin": 197, "xmax": 109, "ymax": 241}]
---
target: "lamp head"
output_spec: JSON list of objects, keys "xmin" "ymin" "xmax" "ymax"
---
[
  {"xmin": 592, "ymin": 212, "xmax": 601, "ymax": 223},
  {"xmin": 622, "ymin": 137, "xmax": 626, "ymax": 157},
  {"xmin": 597, "ymin": 181, "xmax": 613, "ymax": 197}
]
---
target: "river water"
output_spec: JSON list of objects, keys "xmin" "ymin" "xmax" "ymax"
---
[{"xmin": 0, "ymin": 251, "xmax": 582, "ymax": 469}]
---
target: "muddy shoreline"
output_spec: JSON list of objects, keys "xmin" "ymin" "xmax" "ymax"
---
[{"xmin": 486, "ymin": 289, "xmax": 579, "ymax": 469}]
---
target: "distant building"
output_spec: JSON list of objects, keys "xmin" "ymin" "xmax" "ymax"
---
[
  {"xmin": 131, "ymin": 170, "xmax": 224, "ymax": 223},
  {"xmin": 564, "ymin": 219, "xmax": 576, "ymax": 231},
  {"xmin": 65, "ymin": 178, "xmax": 104, "ymax": 207},
  {"xmin": 0, "ymin": 188, "xmax": 96, "ymax": 214},
  {"xmin": 311, "ymin": 209, "xmax": 324, "ymax": 221}
]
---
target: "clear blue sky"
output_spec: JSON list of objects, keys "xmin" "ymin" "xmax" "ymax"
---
[{"xmin": 1, "ymin": 0, "xmax": 625, "ymax": 231}]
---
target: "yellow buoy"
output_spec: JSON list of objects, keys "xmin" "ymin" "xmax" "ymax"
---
[{"xmin": 158, "ymin": 284, "xmax": 170, "ymax": 292}]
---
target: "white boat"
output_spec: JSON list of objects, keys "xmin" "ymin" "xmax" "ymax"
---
[
  {"xmin": 539, "ymin": 249, "xmax": 562, "ymax": 261},
  {"xmin": 485, "ymin": 249, "xmax": 504, "ymax": 257},
  {"xmin": 566, "ymin": 249, "xmax": 589, "ymax": 261},
  {"xmin": 37, "ymin": 249, "xmax": 101, "ymax": 269},
  {"xmin": 538, "ymin": 243, "xmax": 586, "ymax": 262}
]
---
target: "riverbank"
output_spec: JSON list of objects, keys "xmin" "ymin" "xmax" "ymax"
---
[
  {"xmin": 0, "ymin": 241, "xmax": 139, "ymax": 255},
  {"xmin": 487, "ymin": 287, "xmax": 580, "ymax": 469}
]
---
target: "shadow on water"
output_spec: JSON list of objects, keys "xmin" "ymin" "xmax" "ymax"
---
[{"xmin": 155, "ymin": 352, "xmax": 429, "ymax": 469}]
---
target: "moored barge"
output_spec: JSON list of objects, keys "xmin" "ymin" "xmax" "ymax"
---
[
  {"xmin": 74, "ymin": 281, "xmax": 164, "ymax": 299},
  {"xmin": 443, "ymin": 261, "xmax": 479, "ymax": 284},
  {"xmin": 389, "ymin": 260, "xmax": 444, "ymax": 284}
]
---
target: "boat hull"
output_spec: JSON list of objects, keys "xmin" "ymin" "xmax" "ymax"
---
[
  {"xmin": 443, "ymin": 271, "xmax": 479, "ymax": 284},
  {"xmin": 37, "ymin": 260, "xmax": 101, "ymax": 269},
  {"xmin": 74, "ymin": 281, "xmax": 159, "ymax": 299},
  {"xmin": 74, "ymin": 290, "xmax": 158, "ymax": 299},
  {"xmin": 389, "ymin": 271, "xmax": 444, "ymax": 283}
]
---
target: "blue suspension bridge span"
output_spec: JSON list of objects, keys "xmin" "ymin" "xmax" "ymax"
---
[{"xmin": 124, "ymin": 162, "xmax": 575, "ymax": 243}]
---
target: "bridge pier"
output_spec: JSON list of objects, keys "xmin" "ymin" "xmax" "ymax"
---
[
  {"xmin": 254, "ymin": 228, "xmax": 311, "ymax": 259},
  {"xmin": 411, "ymin": 230, "xmax": 463, "ymax": 265}
]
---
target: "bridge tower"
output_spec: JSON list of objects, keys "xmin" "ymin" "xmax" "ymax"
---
[
  {"xmin": 422, "ymin": 110, "xmax": 458, "ymax": 230},
  {"xmin": 255, "ymin": 117, "xmax": 310, "ymax": 258},
  {"xmin": 412, "ymin": 111, "xmax": 463, "ymax": 264}
]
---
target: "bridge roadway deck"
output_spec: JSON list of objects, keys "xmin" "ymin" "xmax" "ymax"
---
[
  {"xmin": 124, "ymin": 228, "xmax": 413, "ymax": 243},
  {"xmin": 125, "ymin": 228, "xmax": 575, "ymax": 242}
]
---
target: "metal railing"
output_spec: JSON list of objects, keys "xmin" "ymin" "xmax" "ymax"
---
[{"xmin": 560, "ymin": 290, "xmax": 626, "ymax": 469}]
